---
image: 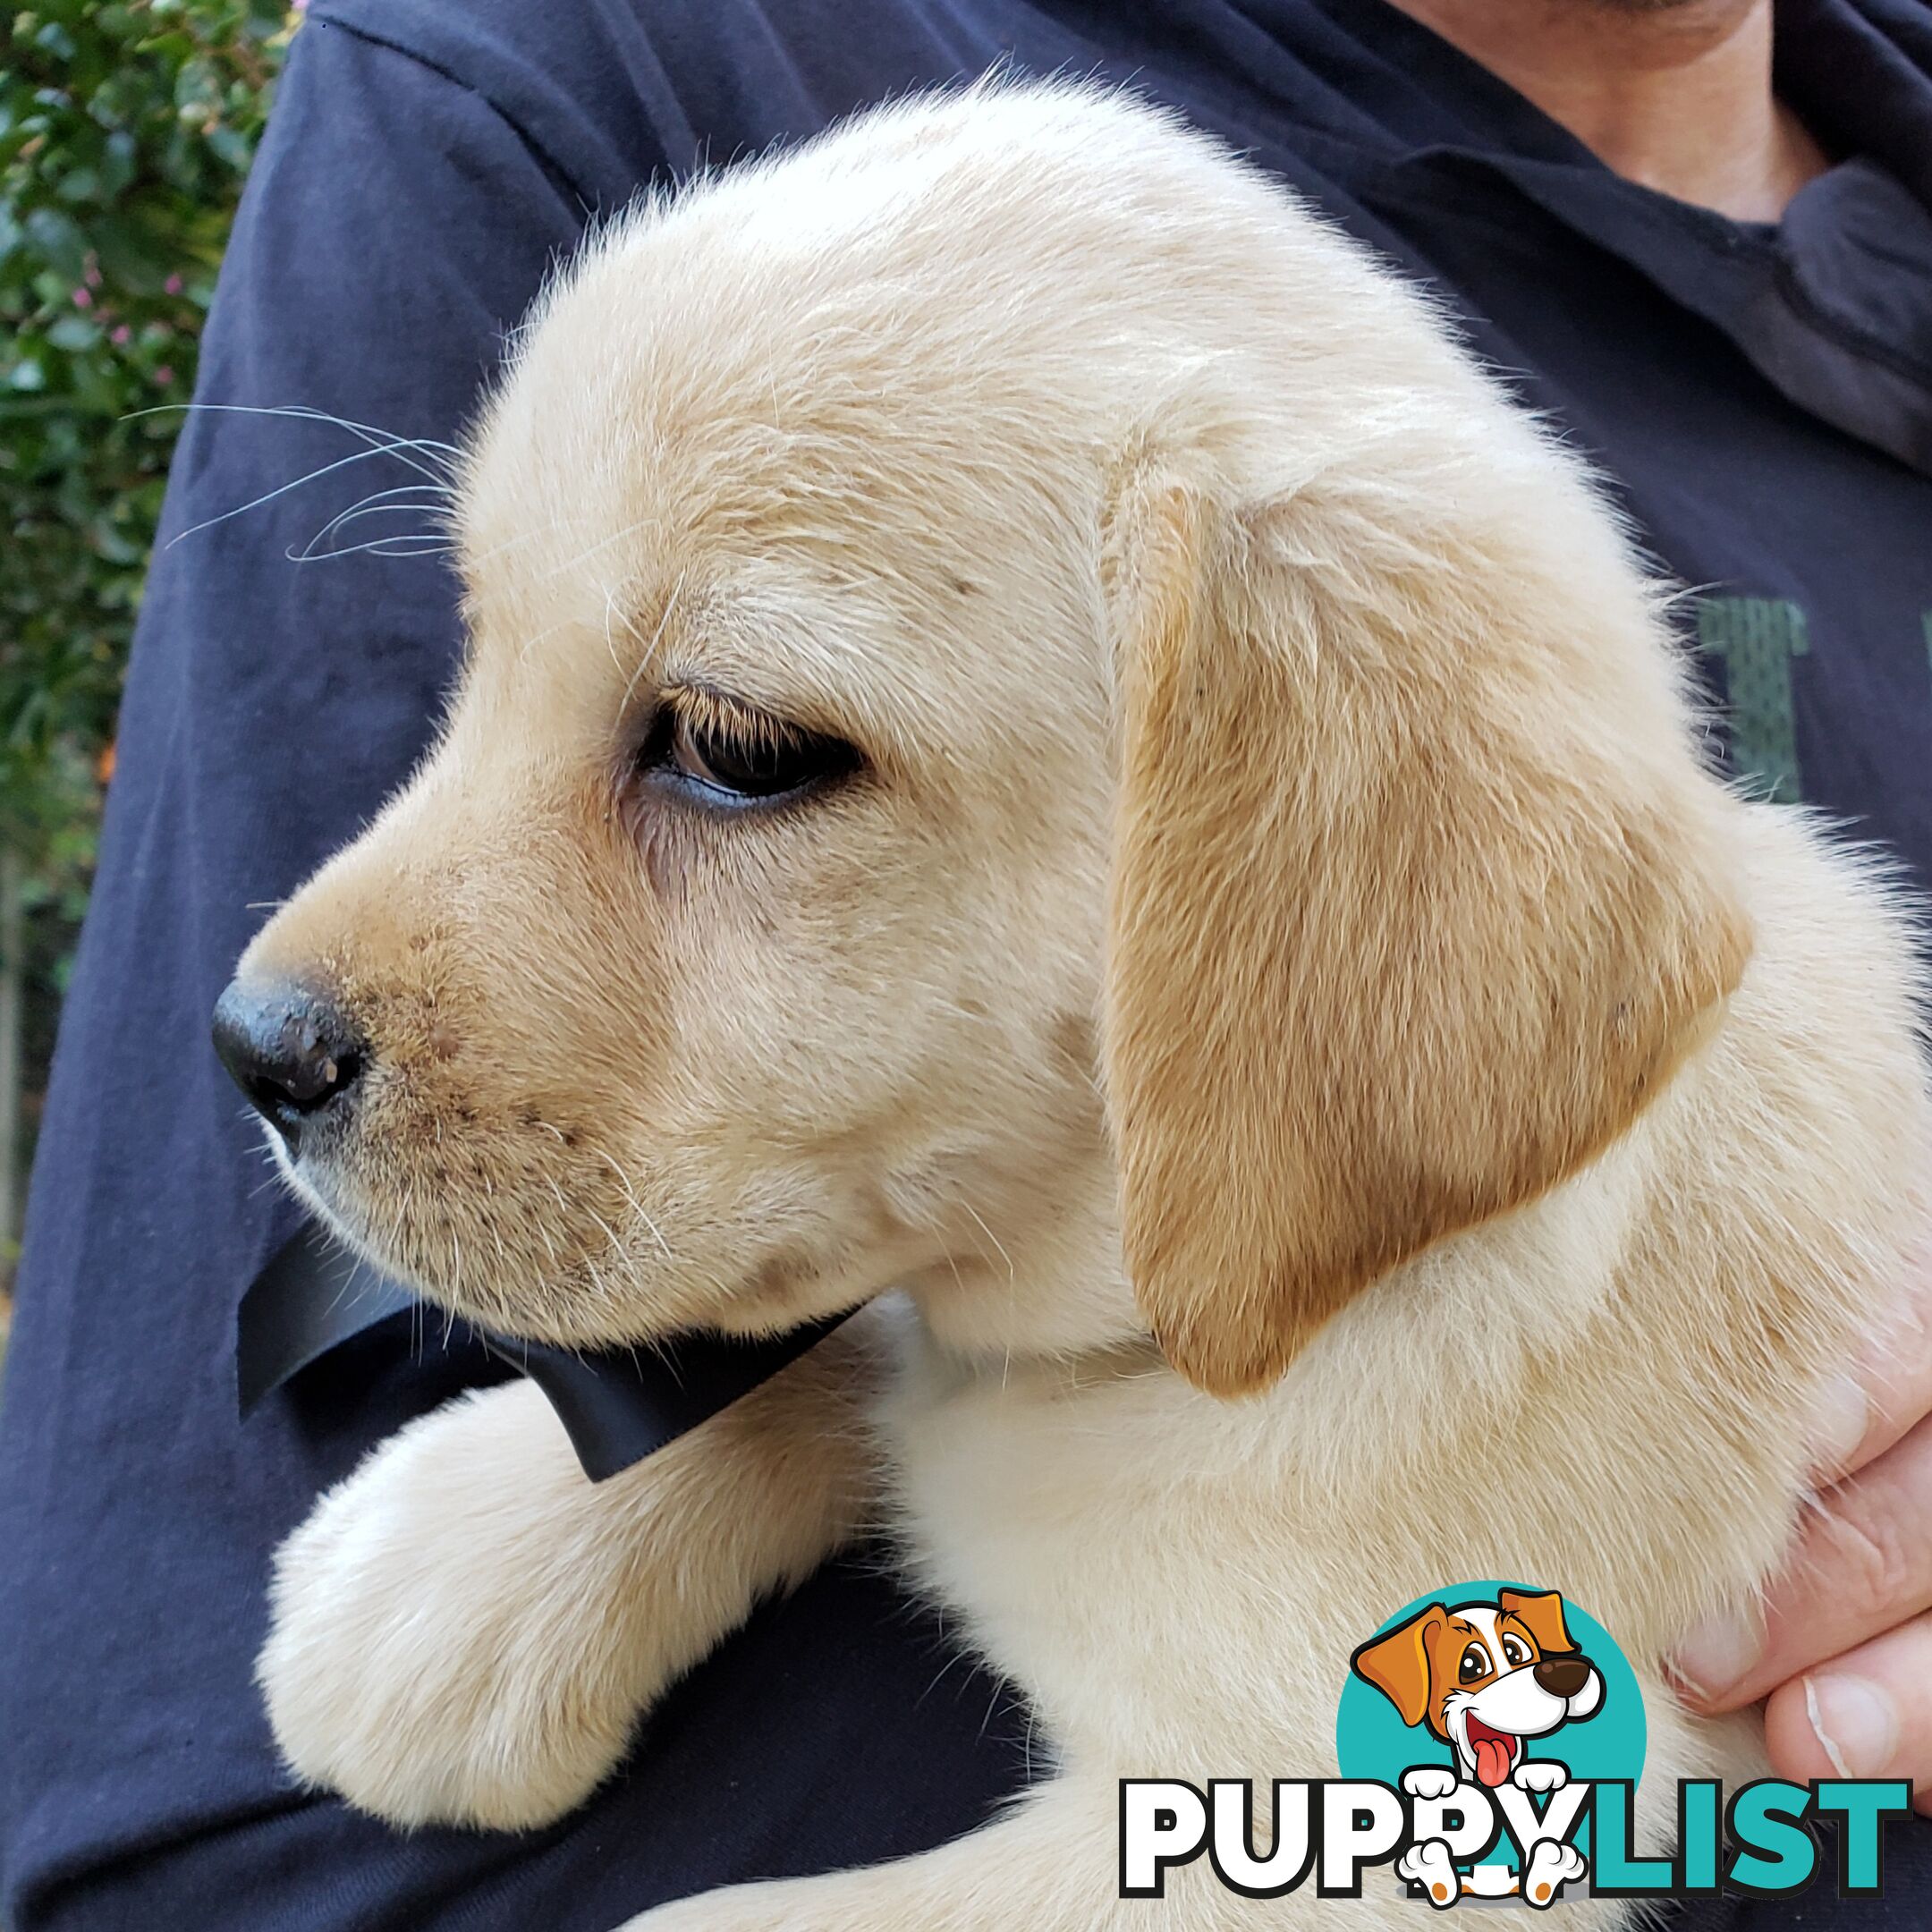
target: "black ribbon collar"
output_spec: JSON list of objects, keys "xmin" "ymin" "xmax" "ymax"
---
[{"xmin": 238, "ymin": 1221, "xmax": 851, "ymax": 1481}]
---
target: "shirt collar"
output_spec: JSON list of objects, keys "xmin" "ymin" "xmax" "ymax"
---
[{"xmin": 1243, "ymin": 0, "xmax": 1932, "ymax": 471}]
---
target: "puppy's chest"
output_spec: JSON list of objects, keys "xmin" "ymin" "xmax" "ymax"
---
[
  {"xmin": 877, "ymin": 1364, "xmax": 1158, "ymax": 1589},
  {"xmin": 868, "ymin": 1359, "xmax": 1343, "ymax": 1760}
]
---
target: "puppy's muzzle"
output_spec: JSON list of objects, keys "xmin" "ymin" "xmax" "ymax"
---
[
  {"xmin": 213, "ymin": 976, "xmax": 365, "ymax": 1154},
  {"xmin": 1532, "ymin": 1655, "xmax": 1593, "ymax": 1699}
]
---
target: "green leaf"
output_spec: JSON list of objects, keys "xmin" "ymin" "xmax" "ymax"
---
[
  {"xmin": 43, "ymin": 310, "xmax": 97, "ymax": 350},
  {"xmin": 203, "ymin": 120, "xmax": 250, "ymax": 171},
  {"xmin": 22, "ymin": 204, "xmax": 87, "ymax": 278}
]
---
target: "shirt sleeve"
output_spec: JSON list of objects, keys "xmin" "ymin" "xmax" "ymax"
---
[
  {"xmin": 3, "ymin": 15, "xmax": 588, "ymax": 1913},
  {"xmin": 0, "ymin": 17, "xmax": 1034, "ymax": 1928}
]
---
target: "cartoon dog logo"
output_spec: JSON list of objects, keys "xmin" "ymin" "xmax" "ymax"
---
[{"xmin": 1351, "ymin": 1588, "xmax": 1603, "ymax": 1905}]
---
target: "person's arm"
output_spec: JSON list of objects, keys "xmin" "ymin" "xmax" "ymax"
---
[{"xmin": 4, "ymin": 13, "xmax": 634, "ymax": 1916}]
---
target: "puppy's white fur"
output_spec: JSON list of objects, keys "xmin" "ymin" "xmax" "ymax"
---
[{"xmin": 245, "ymin": 82, "xmax": 1931, "ymax": 1929}]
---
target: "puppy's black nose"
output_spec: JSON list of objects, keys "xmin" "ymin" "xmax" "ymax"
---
[
  {"xmin": 1534, "ymin": 1655, "xmax": 1593, "ymax": 1699},
  {"xmin": 212, "ymin": 978, "xmax": 365, "ymax": 1148}
]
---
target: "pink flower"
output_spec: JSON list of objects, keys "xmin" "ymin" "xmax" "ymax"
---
[
  {"xmin": 165, "ymin": 274, "xmax": 183, "ymax": 296},
  {"xmin": 153, "ymin": 365, "xmax": 175, "ymax": 386},
  {"xmin": 72, "ymin": 286, "xmax": 92, "ymax": 309},
  {"xmin": 111, "ymin": 325, "xmax": 131, "ymax": 345}
]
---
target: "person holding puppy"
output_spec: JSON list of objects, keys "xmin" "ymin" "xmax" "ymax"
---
[{"xmin": 2, "ymin": 2, "xmax": 1928, "ymax": 1928}]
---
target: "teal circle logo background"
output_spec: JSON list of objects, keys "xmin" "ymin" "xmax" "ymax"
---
[{"xmin": 1335, "ymin": 1580, "xmax": 1646, "ymax": 1860}]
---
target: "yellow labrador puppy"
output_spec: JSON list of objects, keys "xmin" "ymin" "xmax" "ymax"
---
[{"xmin": 234, "ymin": 81, "xmax": 1928, "ymax": 1929}]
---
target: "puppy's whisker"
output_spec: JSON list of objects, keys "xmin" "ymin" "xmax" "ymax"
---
[
  {"xmin": 539, "ymin": 1174, "xmax": 630, "ymax": 1303},
  {"xmin": 128, "ymin": 400, "xmax": 462, "ymax": 482},
  {"xmin": 292, "ymin": 487, "xmax": 455, "ymax": 563},
  {"xmin": 160, "ymin": 407, "xmax": 463, "ymax": 551},
  {"xmin": 528, "ymin": 1210, "xmax": 563, "ymax": 1269},
  {"xmin": 166, "ymin": 452, "xmax": 451, "ymax": 551},
  {"xmin": 292, "ymin": 517, "xmax": 453, "ymax": 563},
  {"xmin": 593, "ymin": 1148, "xmax": 674, "ymax": 1264},
  {"xmin": 538, "ymin": 515, "xmax": 657, "ymax": 585},
  {"xmin": 584, "ymin": 1203, "xmax": 630, "ymax": 1271},
  {"xmin": 296, "ymin": 535, "xmax": 454, "ymax": 564},
  {"xmin": 513, "ymin": 613, "xmax": 581, "ymax": 670},
  {"xmin": 465, "ymin": 513, "xmax": 568, "ymax": 571},
  {"xmin": 580, "ymin": 1250, "xmax": 614, "ymax": 1310},
  {"xmin": 959, "ymin": 1202, "xmax": 1015, "ymax": 1283},
  {"xmin": 615, "ymin": 573, "xmax": 685, "ymax": 716},
  {"xmin": 599, "ymin": 582, "xmax": 626, "ymax": 682}
]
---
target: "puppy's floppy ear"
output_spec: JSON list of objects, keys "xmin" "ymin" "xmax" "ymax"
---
[
  {"xmin": 1352, "ymin": 1604, "xmax": 1448, "ymax": 1730},
  {"xmin": 1499, "ymin": 1589, "xmax": 1578, "ymax": 1657},
  {"xmin": 1101, "ymin": 472, "xmax": 1750, "ymax": 1397}
]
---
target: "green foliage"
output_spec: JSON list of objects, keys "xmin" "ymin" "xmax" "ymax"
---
[
  {"xmin": 3, "ymin": 0, "xmax": 292, "ymax": 848},
  {"xmin": 0, "ymin": 0, "xmax": 292, "ymax": 1190}
]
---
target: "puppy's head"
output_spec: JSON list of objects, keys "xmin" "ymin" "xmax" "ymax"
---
[{"xmin": 217, "ymin": 83, "xmax": 1749, "ymax": 1377}]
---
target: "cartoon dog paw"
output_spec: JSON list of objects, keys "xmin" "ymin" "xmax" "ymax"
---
[
  {"xmin": 1397, "ymin": 1838, "xmax": 1461, "ymax": 1910},
  {"xmin": 1521, "ymin": 1840, "xmax": 1588, "ymax": 1907},
  {"xmin": 1512, "ymin": 1758, "xmax": 1569, "ymax": 1793},
  {"xmin": 1402, "ymin": 1766, "xmax": 1461, "ymax": 1801}
]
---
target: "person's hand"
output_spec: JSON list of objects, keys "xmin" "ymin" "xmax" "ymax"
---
[{"xmin": 1673, "ymin": 1255, "xmax": 1932, "ymax": 1811}]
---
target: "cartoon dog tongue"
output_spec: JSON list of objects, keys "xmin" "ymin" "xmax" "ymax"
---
[{"xmin": 1467, "ymin": 1719, "xmax": 1516, "ymax": 1788}]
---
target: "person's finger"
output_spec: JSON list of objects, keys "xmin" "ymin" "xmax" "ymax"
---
[
  {"xmin": 1815, "ymin": 1241, "xmax": 1932, "ymax": 1483},
  {"xmin": 1674, "ymin": 1410, "xmax": 1932, "ymax": 1710},
  {"xmin": 1762, "ymin": 1610, "xmax": 1932, "ymax": 1815}
]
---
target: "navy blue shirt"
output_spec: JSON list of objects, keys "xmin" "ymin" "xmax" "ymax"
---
[{"xmin": 4, "ymin": 3, "xmax": 1931, "ymax": 1928}]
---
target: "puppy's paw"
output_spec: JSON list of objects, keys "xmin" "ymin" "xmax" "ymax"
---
[
  {"xmin": 259, "ymin": 1380, "xmax": 647, "ymax": 1832},
  {"xmin": 1402, "ymin": 1766, "xmax": 1460, "ymax": 1801},
  {"xmin": 1521, "ymin": 1840, "xmax": 1587, "ymax": 1907},
  {"xmin": 1511, "ymin": 1758, "xmax": 1568, "ymax": 1794},
  {"xmin": 1397, "ymin": 1839, "xmax": 1461, "ymax": 1910}
]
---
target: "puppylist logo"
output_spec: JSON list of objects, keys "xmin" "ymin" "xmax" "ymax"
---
[
  {"xmin": 1340, "ymin": 1584, "xmax": 1642, "ymax": 1905},
  {"xmin": 1121, "ymin": 1581, "xmax": 1913, "ymax": 1908}
]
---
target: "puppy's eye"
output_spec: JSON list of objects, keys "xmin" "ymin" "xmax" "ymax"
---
[
  {"xmin": 639, "ymin": 691, "xmax": 862, "ymax": 808},
  {"xmin": 1502, "ymin": 1635, "xmax": 1529, "ymax": 1667},
  {"xmin": 1458, "ymin": 1643, "xmax": 1492, "ymax": 1683}
]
